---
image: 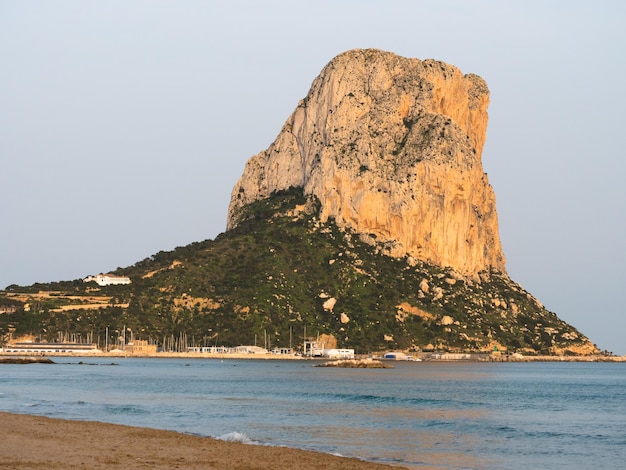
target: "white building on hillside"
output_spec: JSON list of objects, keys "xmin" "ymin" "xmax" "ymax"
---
[{"xmin": 83, "ymin": 273, "xmax": 131, "ymax": 286}]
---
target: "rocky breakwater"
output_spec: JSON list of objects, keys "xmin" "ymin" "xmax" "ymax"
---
[
  {"xmin": 228, "ymin": 48, "xmax": 504, "ymax": 278},
  {"xmin": 315, "ymin": 358, "xmax": 392, "ymax": 368}
]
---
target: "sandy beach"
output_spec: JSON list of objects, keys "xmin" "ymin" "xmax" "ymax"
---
[{"xmin": 0, "ymin": 412, "xmax": 406, "ymax": 470}]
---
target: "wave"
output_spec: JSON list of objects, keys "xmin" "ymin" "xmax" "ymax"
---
[
  {"xmin": 103, "ymin": 403, "xmax": 150, "ymax": 415},
  {"xmin": 216, "ymin": 432, "xmax": 256, "ymax": 444},
  {"xmin": 299, "ymin": 390, "xmax": 458, "ymax": 408}
]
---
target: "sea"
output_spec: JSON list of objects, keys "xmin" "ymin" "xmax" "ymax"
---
[{"xmin": 1, "ymin": 358, "xmax": 625, "ymax": 469}]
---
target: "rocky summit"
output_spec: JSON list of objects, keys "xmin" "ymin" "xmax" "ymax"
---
[{"xmin": 229, "ymin": 49, "xmax": 504, "ymax": 278}]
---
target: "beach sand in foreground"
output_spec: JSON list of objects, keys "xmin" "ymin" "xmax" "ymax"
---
[{"xmin": 0, "ymin": 412, "xmax": 407, "ymax": 470}]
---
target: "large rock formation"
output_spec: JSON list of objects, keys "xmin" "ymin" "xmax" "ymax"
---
[{"xmin": 228, "ymin": 49, "xmax": 505, "ymax": 277}]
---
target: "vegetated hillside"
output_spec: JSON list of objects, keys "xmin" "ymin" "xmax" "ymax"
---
[{"xmin": 1, "ymin": 188, "xmax": 595, "ymax": 355}]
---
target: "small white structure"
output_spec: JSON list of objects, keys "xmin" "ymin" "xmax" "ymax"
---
[
  {"xmin": 187, "ymin": 346, "xmax": 232, "ymax": 354},
  {"xmin": 3, "ymin": 341, "xmax": 100, "ymax": 354},
  {"xmin": 303, "ymin": 341, "xmax": 354, "ymax": 359},
  {"xmin": 303, "ymin": 340, "xmax": 325, "ymax": 357},
  {"xmin": 271, "ymin": 347, "xmax": 294, "ymax": 355},
  {"xmin": 323, "ymin": 348, "xmax": 355, "ymax": 359},
  {"xmin": 237, "ymin": 345, "xmax": 269, "ymax": 354},
  {"xmin": 83, "ymin": 273, "xmax": 131, "ymax": 286},
  {"xmin": 430, "ymin": 352, "xmax": 473, "ymax": 360},
  {"xmin": 384, "ymin": 352, "xmax": 410, "ymax": 360}
]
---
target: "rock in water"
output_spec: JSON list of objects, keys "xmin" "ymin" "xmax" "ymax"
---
[
  {"xmin": 228, "ymin": 49, "xmax": 505, "ymax": 278},
  {"xmin": 315, "ymin": 358, "xmax": 392, "ymax": 368}
]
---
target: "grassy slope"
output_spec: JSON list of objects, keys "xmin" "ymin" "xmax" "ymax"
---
[{"xmin": 0, "ymin": 189, "xmax": 594, "ymax": 354}]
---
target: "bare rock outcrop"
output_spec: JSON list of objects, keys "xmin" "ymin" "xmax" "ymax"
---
[{"xmin": 228, "ymin": 49, "xmax": 506, "ymax": 277}]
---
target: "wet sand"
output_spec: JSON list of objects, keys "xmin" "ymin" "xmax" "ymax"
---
[{"xmin": 0, "ymin": 412, "xmax": 406, "ymax": 469}]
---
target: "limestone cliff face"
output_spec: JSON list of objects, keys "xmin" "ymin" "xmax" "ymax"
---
[{"xmin": 228, "ymin": 49, "xmax": 506, "ymax": 277}]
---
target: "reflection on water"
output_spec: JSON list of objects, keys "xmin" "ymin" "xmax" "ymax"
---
[
  {"xmin": 294, "ymin": 424, "xmax": 494, "ymax": 469},
  {"xmin": 346, "ymin": 404, "xmax": 487, "ymax": 421}
]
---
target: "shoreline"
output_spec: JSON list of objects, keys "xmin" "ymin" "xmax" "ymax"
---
[
  {"xmin": 1, "ymin": 350, "xmax": 624, "ymax": 362},
  {"xmin": 0, "ymin": 412, "xmax": 406, "ymax": 469}
]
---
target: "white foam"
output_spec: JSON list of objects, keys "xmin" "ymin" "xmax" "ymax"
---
[{"xmin": 217, "ymin": 432, "xmax": 255, "ymax": 444}]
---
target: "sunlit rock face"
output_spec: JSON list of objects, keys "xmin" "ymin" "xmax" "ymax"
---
[{"xmin": 228, "ymin": 49, "xmax": 505, "ymax": 277}]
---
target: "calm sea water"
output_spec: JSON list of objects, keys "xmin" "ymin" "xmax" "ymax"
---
[{"xmin": 1, "ymin": 358, "xmax": 625, "ymax": 469}]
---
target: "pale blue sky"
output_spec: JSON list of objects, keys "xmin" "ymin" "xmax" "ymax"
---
[{"xmin": 1, "ymin": 1, "xmax": 625, "ymax": 354}]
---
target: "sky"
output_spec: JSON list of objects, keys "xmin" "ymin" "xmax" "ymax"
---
[{"xmin": 1, "ymin": 1, "xmax": 625, "ymax": 354}]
